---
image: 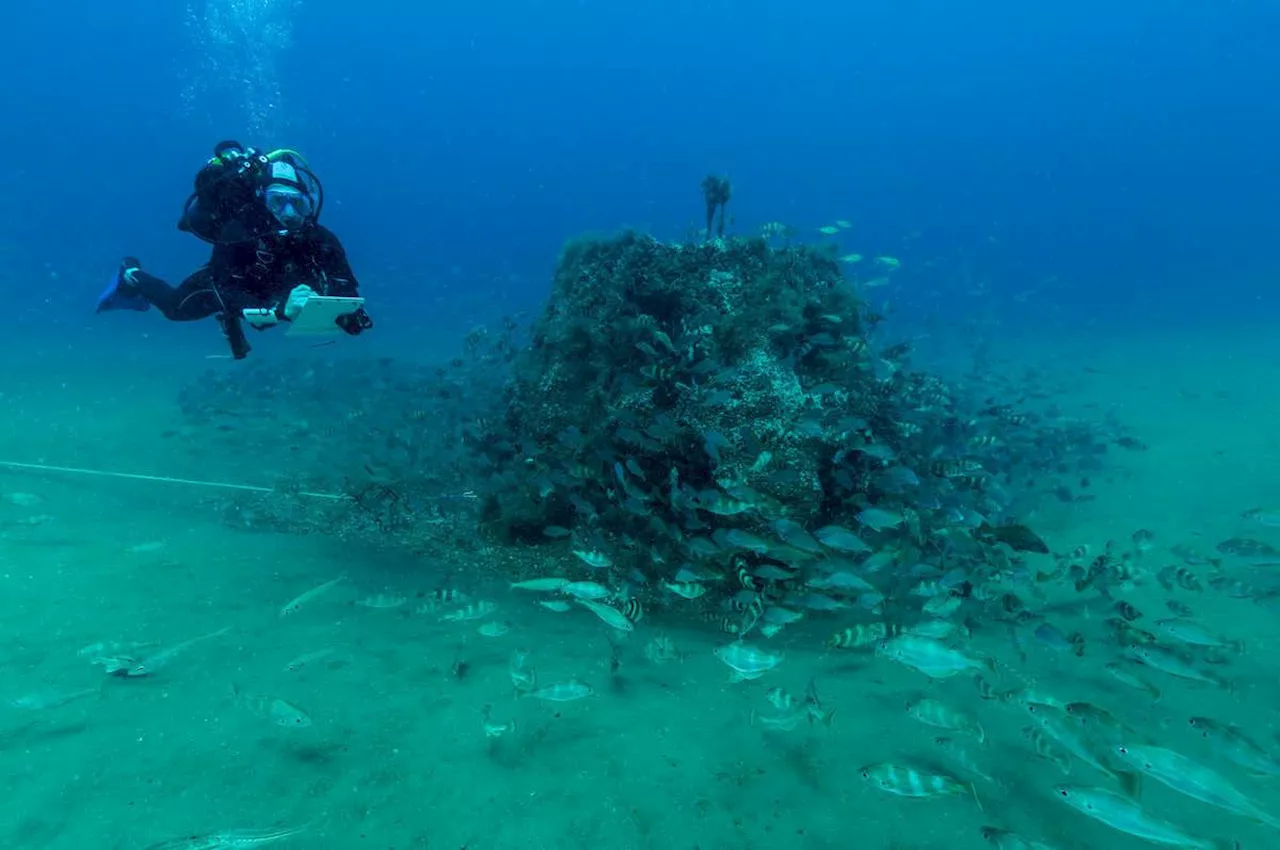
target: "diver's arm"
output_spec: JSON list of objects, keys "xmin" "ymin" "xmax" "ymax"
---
[
  {"xmin": 312, "ymin": 226, "xmax": 373, "ymax": 335},
  {"xmin": 312, "ymin": 226, "xmax": 361, "ymax": 297}
]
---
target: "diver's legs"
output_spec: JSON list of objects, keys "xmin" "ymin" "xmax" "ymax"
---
[{"xmin": 128, "ymin": 266, "xmax": 224, "ymax": 322}]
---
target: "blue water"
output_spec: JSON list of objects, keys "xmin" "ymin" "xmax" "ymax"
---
[{"xmin": 2, "ymin": 0, "xmax": 1277, "ymax": 351}]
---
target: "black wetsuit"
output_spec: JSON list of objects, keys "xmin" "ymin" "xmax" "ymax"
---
[{"xmin": 129, "ymin": 224, "xmax": 366, "ymax": 358}]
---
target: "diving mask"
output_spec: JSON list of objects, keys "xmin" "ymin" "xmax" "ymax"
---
[
  {"xmin": 264, "ymin": 183, "xmax": 315, "ymax": 230},
  {"xmin": 261, "ymin": 158, "xmax": 320, "ymax": 232}
]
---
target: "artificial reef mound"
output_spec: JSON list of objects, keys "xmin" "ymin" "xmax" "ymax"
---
[
  {"xmin": 476, "ymin": 230, "xmax": 1086, "ymax": 583},
  {"xmin": 174, "ymin": 227, "xmax": 1127, "ymax": 613},
  {"xmin": 490, "ymin": 230, "xmax": 862, "ymax": 525}
]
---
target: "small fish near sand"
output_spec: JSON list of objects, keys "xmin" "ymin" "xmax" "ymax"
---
[
  {"xmin": 859, "ymin": 761, "xmax": 980, "ymax": 809},
  {"xmin": 525, "ymin": 680, "xmax": 595, "ymax": 702},
  {"xmin": 510, "ymin": 577, "xmax": 570, "ymax": 592},
  {"xmin": 906, "ymin": 697, "xmax": 985, "ymax": 742},
  {"xmin": 441, "ymin": 600, "xmax": 498, "ymax": 622},
  {"xmin": 560, "ymin": 581, "xmax": 613, "ymax": 600},
  {"xmin": 750, "ymin": 680, "xmax": 834, "ymax": 731},
  {"xmin": 282, "ymin": 647, "xmax": 346, "ymax": 674},
  {"xmin": 538, "ymin": 600, "xmax": 573, "ymax": 613},
  {"xmin": 1188, "ymin": 716, "xmax": 1280, "ymax": 777},
  {"xmin": 1216, "ymin": 537, "xmax": 1280, "ymax": 558},
  {"xmin": 508, "ymin": 649, "xmax": 538, "ymax": 694},
  {"xmin": 481, "ymin": 704, "xmax": 518, "ymax": 739},
  {"xmin": 279, "ymin": 575, "xmax": 345, "ymax": 617},
  {"xmin": 141, "ymin": 823, "xmax": 309, "ymax": 850},
  {"xmin": 1241, "ymin": 508, "xmax": 1280, "ymax": 528},
  {"xmin": 877, "ymin": 635, "xmax": 992, "ymax": 679},
  {"xmin": 1054, "ymin": 785, "xmax": 1233, "ymax": 849},
  {"xmin": 713, "ymin": 641, "xmax": 784, "ymax": 682},
  {"xmin": 102, "ymin": 627, "xmax": 231, "ymax": 678},
  {"xmin": 230, "ymin": 684, "xmax": 313, "ymax": 729},
  {"xmin": 572, "ymin": 548, "xmax": 612, "ymax": 569},
  {"xmin": 575, "ymin": 598, "xmax": 635, "ymax": 632},
  {"xmin": 1114, "ymin": 743, "xmax": 1280, "ymax": 827},
  {"xmin": 644, "ymin": 634, "xmax": 684, "ymax": 664}
]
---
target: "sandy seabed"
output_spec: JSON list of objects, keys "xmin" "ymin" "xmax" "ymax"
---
[{"xmin": 1, "ymin": 328, "xmax": 1279, "ymax": 850}]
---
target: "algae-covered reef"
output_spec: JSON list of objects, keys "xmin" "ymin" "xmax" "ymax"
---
[
  {"xmin": 474, "ymin": 231, "xmax": 1070, "ymax": 581},
  {"xmin": 175, "ymin": 229, "xmax": 1120, "ymax": 602}
]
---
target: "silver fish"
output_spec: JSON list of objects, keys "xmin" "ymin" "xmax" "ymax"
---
[
  {"xmin": 560, "ymin": 581, "xmax": 612, "ymax": 600},
  {"xmin": 1024, "ymin": 703, "xmax": 1127, "ymax": 785},
  {"xmin": 877, "ymin": 635, "xmax": 989, "ymax": 679},
  {"xmin": 907, "ymin": 697, "xmax": 985, "ymax": 742},
  {"xmin": 1020, "ymin": 726, "xmax": 1072, "ymax": 774},
  {"xmin": 859, "ymin": 761, "xmax": 976, "ymax": 805},
  {"xmin": 141, "ymin": 824, "xmax": 308, "ymax": 850},
  {"xmin": 508, "ymin": 649, "xmax": 537, "ymax": 693},
  {"xmin": 115, "ymin": 627, "xmax": 231, "ymax": 677},
  {"xmin": 510, "ymin": 577, "xmax": 570, "ymax": 591},
  {"xmin": 527, "ymin": 680, "xmax": 594, "ymax": 702},
  {"xmin": 279, "ymin": 575, "xmax": 344, "ymax": 617},
  {"xmin": 1054, "ymin": 785, "xmax": 1231, "ymax": 849},
  {"xmin": 1153, "ymin": 618, "xmax": 1243, "ymax": 653},
  {"xmin": 231, "ymin": 684, "xmax": 312, "ymax": 729},
  {"xmin": 575, "ymin": 598, "xmax": 634, "ymax": 632},
  {"xmin": 856, "ymin": 507, "xmax": 905, "ymax": 531},
  {"xmin": 537, "ymin": 600, "xmax": 572, "ymax": 612},
  {"xmin": 1104, "ymin": 661, "xmax": 1162, "ymax": 702},
  {"xmin": 283, "ymin": 647, "xmax": 343, "ymax": 674},
  {"xmin": 663, "ymin": 581, "xmax": 707, "ymax": 599},
  {"xmin": 713, "ymin": 642, "xmax": 784, "ymax": 682},
  {"xmin": 752, "ymin": 680, "xmax": 833, "ymax": 730},
  {"xmin": 1114, "ymin": 743, "xmax": 1280, "ymax": 827},
  {"xmin": 813, "ymin": 525, "xmax": 870, "ymax": 553},
  {"xmin": 1125, "ymin": 645, "xmax": 1231, "ymax": 689},
  {"xmin": 1188, "ymin": 716, "xmax": 1280, "ymax": 776},
  {"xmin": 441, "ymin": 600, "xmax": 498, "ymax": 621},
  {"xmin": 572, "ymin": 549, "xmax": 612, "ymax": 569}
]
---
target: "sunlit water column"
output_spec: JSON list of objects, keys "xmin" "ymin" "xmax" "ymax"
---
[{"xmin": 181, "ymin": 0, "xmax": 301, "ymax": 136}]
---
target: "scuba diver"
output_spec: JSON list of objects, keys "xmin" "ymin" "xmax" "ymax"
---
[{"xmin": 96, "ymin": 140, "xmax": 373, "ymax": 359}]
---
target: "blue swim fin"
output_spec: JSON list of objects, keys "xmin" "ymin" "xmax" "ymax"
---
[{"xmin": 96, "ymin": 257, "xmax": 151, "ymax": 313}]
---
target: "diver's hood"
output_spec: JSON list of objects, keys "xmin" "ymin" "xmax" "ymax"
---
[{"xmin": 179, "ymin": 145, "xmax": 324, "ymax": 245}]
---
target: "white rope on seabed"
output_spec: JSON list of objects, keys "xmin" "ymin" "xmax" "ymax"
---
[{"xmin": 0, "ymin": 460, "xmax": 346, "ymax": 500}]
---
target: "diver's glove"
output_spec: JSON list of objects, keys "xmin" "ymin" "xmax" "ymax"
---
[
  {"xmin": 283, "ymin": 284, "xmax": 317, "ymax": 321},
  {"xmin": 336, "ymin": 307, "xmax": 373, "ymax": 336}
]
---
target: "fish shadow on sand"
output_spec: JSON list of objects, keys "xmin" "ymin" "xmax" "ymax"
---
[
  {"xmin": 822, "ymin": 657, "xmax": 873, "ymax": 677},
  {"xmin": 491, "ymin": 712, "xmax": 600, "ymax": 767},
  {"xmin": 758, "ymin": 735, "xmax": 827, "ymax": 791},
  {"xmin": 263, "ymin": 735, "xmax": 346, "ymax": 766},
  {"xmin": 0, "ymin": 717, "xmax": 89, "ymax": 750},
  {"xmin": 484, "ymin": 736, "xmax": 526, "ymax": 769}
]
